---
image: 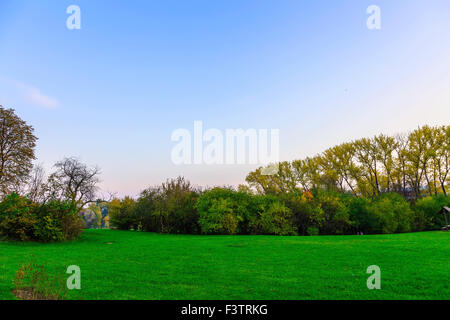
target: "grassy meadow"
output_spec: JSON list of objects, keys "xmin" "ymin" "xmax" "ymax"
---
[{"xmin": 0, "ymin": 230, "xmax": 448, "ymax": 300}]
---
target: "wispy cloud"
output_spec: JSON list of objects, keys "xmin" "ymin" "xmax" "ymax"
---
[
  {"xmin": 25, "ymin": 85, "xmax": 60, "ymax": 109},
  {"xmin": 0, "ymin": 77, "xmax": 60, "ymax": 109}
]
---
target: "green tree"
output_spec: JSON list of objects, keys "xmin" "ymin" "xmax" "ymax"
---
[{"xmin": 108, "ymin": 197, "xmax": 137, "ymax": 230}]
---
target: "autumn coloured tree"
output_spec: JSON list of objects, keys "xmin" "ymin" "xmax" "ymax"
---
[
  {"xmin": 246, "ymin": 125, "xmax": 450, "ymax": 199},
  {"xmin": 0, "ymin": 106, "xmax": 37, "ymax": 197}
]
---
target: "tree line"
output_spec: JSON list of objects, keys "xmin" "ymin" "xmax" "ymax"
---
[
  {"xmin": 246, "ymin": 125, "xmax": 449, "ymax": 198},
  {"xmin": 109, "ymin": 124, "xmax": 449, "ymax": 236},
  {"xmin": 108, "ymin": 177, "xmax": 449, "ymax": 236},
  {"xmin": 0, "ymin": 105, "xmax": 448, "ymax": 241}
]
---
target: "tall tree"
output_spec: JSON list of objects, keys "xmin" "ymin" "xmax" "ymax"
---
[
  {"xmin": 26, "ymin": 163, "xmax": 46, "ymax": 202},
  {"xmin": 393, "ymin": 133, "xmax": 409, "ymax": 196},
  {"xmin": 353, "ymin": 137, "xmax": 380, "ymax": 196},
  {"xmin": 0, "ymin": 106, "xmax": 37, "ymax": 197},
  {"xmin": 434, "ymin": 126, "xmax": 450, "ymax": 195},
  {"xmin": 320, "ymin": 143, "xmax": 358, "ymax": 195},
  {"xmin": 374, "ymin": 134, "xmax": 397, "ymax": 193}
]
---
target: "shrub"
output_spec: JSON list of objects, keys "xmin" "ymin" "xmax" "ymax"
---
[
  {"xmin": 197, "ymin": 189, "xmax": 296, "ymax": 235},
  {"xmin": 0, "ymin": 193, "xmax": 83, "ymax": 242},
  {"xmin": 347, "ymin": 196, "xmax": 378, "ymax": 234},
  {"xmin": 0, "ymin": 193, "xmax": 37, "ymax": 241},
  {"xmin": 158, "ymin": 177, "xmax": 200, "ymax": 234},
  {"xmin": 412, "ymin": 195, "xmax": 450, "ymax": 230},
  {"xmin": 306, "ymin": 226, "xmax": 319, "ymax": 236},
  {"xmin": 278, "ymin": 192, "xmax": 322, "ymax": 235},
  {"xmin": 196, "ymin": 188, "xmax": 256, "ymax": 235},
  {"xmin": 252, "ymin": 198, "xmax": 296, "ymax": 235},
  {"xmin": 134, "ymin": 188, "xmax": 161, "ymax": 232},
  {"xmin": 108, "ymin": 197, "xmax": 138, "ymax": 230},
  {"xmin": 313, "ymin": 191, "xmax": 352, "ymax": 235},
  {"xmin": 134, "ymin": 177, "xmax": 200, "ymax": 234},
  {"xmin": 34, "ymin": 201, "xmax": 83, "ymax": 242},
  {"xmin": 197, "ymin": 194, "xmax": 239, "ymax": 234},
  {"xmin": 369, "ymin": 193, "xmax": 413, "ymax": 234}
]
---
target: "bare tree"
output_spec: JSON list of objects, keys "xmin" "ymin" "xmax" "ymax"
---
[
  {"xmin": 26, "ymin": 163, "xmax": 47, "ymax": 202},
  {"xmin": 46, "ymin": 157, "xmax": 100, "ymax": 210}
]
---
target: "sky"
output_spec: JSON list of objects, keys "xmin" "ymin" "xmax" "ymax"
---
[{"xmin": 0, "ymin": 0, "xmax": 449, "ymax": 197}]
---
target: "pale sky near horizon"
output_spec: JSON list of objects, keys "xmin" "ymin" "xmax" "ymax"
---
[{"xmin": 1, "ymin": 0, "xmax": 449, "ymax": 197}]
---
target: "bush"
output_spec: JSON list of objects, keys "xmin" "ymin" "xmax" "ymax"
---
[
  {"xmin": 412, "ymin": 195, "xmax": 450, "ymax": 231},
  {"xmin": 196, "ymin": 189, "xmax": 244, "ymax": 235},
  {"xmin": 279, "ymin": 192, "xmax": 323, "ymax": 235},
  {"xmin": 157, "ymin": 177, "xmax": 200, "ymax": 234},
  {"xmin": 313, "ymin": 191, "xmax": 352, "ymax": 235},
  {"xmin": 133, "ymin": 177, "xmax": 200, "ymax": 234},
  {"xmin": 306, "ymin": 226, "xmax": 319, "ymax": 236},
  {"xmin": 108, "ymin": 197, "xmax": 138, "ymax": 230},
  {"xmin": 0, "ymin": 193, "xmax": 36, "ymax": 241},
  {"xmin": 0, "ymin": 193, "xmax": 83, "ymax": 242},
  {"xmin": 196, "ymin": 187, "xmax": 261, "ymax": 235},
  {"xmin": 251, "ymin": 197, "xmax": 296, "ymax": 235},
  {"xmin": 196, "ymin": 189, "xmax": 296, "ymax": 235},
  {"xmin": 369, "ymin": 193, "xmax": 413, "ymax": 234},
  {"xmin": 134, "ymin": 188, "xmax": 161, "ymax": 232},
  {"xmin": 34, "ymin": 201, "xmax": 83, "ymax": 242},
  {"xmin": 347, "ymin": 196, "xmax": 378, "ymax": 234}
]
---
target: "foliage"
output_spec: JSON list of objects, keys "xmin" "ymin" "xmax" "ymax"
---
[
  {"xmin": 34, "ymin": 200, "xmax": 83, "ymax": 242},
  {"xmin": 108, "ymin": 197, "xmax": 138, "ymax": 230},
  {"xmin": 250, "ymin": 196, "xmax": 296, "ymax": 235},
  {"xmin": 246, "ymin": 125, "xmax": 450, "ymax": 200},
  {"xmin": 0, "ymin": 193, "xmax": 36, "ymax": 241},
  {"xmin": 0, "ymin": 106, "xmax": 37, "ymax": 197},
  {"xmin": 306, "ymin": 226, "xmax": 319, "ymax": 236},
  {"xmin": 153, "ymin": 177, "xmax": 200, "ymax": 234},
  {"xmin": 312, "ymin": 190, "xmax": 352, "ymax": 235},
  {"xmin": 128, "ymin": 177, "xmax": 200, "ymax": 234},
  {"xmin": 347, "ymin": 196, "xmax": 378, "ymax": 234},
  {"xmin": 0, "ymin": 193, "xmax": 83, "ymax": 242},
  {"xmin": 279, "ymin": 192, "xmax": 322, "ymax": 235},
  {"xmin": 412, "ymin": 195, "xmax": 450, "ymax": 230},
  {"xmin": 368, "ymin": 193, "xmax": 413, "ymax": 234},
  {"xmin": 105, "ymin": 176, "xmax": 448, "ymax": 236},
  {"xmin": 196, "ymin": 188, "xmax": 249, "ymax": 234},
  {"xmin": 196, "ymin": 188, "xmax": 297, "ymax": 235}
]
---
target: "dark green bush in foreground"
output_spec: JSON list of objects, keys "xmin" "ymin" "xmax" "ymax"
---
[
  {"xmin": 0, "ymin": 193, "xmax": 83, "ymax": 242},
  {"xmin": 0, "ymin": 193, "xmax": 36, "ymax": 241}
]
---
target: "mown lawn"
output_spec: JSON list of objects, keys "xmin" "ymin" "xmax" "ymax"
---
[{"xmin": 0, "ymin": 230, "xmax": 448, "ymax": 300}]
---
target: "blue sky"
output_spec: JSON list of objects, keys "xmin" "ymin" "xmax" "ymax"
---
[{"xmin": 1, "ymin": 0, "xmax": 449, "ymax": 196}]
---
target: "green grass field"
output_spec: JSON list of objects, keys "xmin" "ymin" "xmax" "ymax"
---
[{"xmin": 0, "ymin": 230, "xmax": 448, "ymax": 300}]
